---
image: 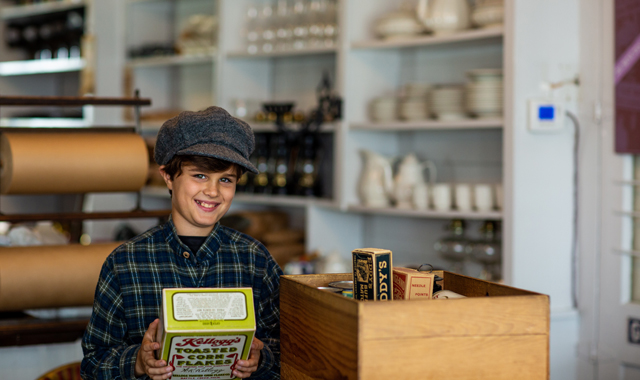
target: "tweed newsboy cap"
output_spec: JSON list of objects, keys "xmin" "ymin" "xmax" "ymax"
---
[{"xmin": 154, "ymin": 106, "xmax": 258, "ymax": 174}]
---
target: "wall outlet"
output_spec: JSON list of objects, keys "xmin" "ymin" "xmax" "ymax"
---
[{"xmin": 528, "ymin": 99, "xmax": 565, "ymax": 133}]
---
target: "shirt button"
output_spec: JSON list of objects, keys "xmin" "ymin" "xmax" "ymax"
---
[{"xmin": 183, "ymin": 252, "xmax": 190, "ymax": 259}]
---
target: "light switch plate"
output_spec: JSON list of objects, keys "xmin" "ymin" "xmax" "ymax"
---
[{"xmin": 528, "ymin": 99, "xmax": 565, "ymax": 133}]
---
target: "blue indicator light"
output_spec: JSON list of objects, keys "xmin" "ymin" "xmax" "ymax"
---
[{"xmin": 539, "ymin": 106, "xmax": 555, "ymax": 120}]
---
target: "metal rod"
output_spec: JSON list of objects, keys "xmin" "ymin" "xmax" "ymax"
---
[
  {"xmin": 134, "ymin": 89, "xmax": 142, "ymax": 136},
  {"xmin": 0, "ymin": 95, "xmax": 151, "ymax": 107}
]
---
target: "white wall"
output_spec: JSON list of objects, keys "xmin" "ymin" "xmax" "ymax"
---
[
  {"xmin": 0, "ymin": 340, "xmax": 83, "ymax": 379},
  {"xmin": 509, "ymin": 0, "xmax": 581, "ymax": 378}
]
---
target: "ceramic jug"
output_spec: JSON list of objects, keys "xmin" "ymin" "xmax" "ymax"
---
[
  {"xmin": 393, "ymin": 153, "xmax": 437, "ymax": 209},
  {"xmin": 358, "ymin": 149, "xmax": 394, "ymax": 208},
  {"xmin": 416, "ymin": 0, "xmax": 471, "ymax": 35}
]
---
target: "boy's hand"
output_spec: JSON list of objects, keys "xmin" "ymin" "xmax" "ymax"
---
[
  {"xmin": 232, "ymin": 337, "xmax": 264, "ymax": 378},
  {"xmin": 135, "ymin": 319, "xmax": 173, "ymax": 380}
]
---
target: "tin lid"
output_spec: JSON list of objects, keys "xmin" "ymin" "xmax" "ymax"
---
[
  {"xmin": 317, "ymin": 286, "xmax": 342, "ymax": 293},
  {"xmin": 328, "ymin": 280, "xmax": 353, "ymax": 290}
]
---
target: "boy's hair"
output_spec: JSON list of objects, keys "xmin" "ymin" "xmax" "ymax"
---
[{"xmin": 163, "ymin": 155, "xmax": 244, "ymax": 195}]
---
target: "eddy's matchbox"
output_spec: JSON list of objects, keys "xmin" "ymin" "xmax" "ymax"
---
[
  {"xmin": 352, "ymin": 248, "xmax": 393, "ymax": 301},
  {"xmin": 155, "ymin": 288, "xmax": 256, "ymax": 380}
]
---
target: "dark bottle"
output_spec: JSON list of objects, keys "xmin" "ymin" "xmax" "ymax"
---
[
  {"xmin": 66, "ymin": 11, "xmax": 84, "ymax": 58},
  {"xmin": 294, "ymin": 134, "xmax": 319, "ymax": 197},
  {"xmin": 5, "ymin": 25, "xmax": 23, "ymax": 48},
  {"xmin": 252, "ymin": 134, "xmax": 270, "ymax": 194},
  {"xmin": 22, "ymin": 24, "xmax": 39, "ymax": 59},
  {"xmin": 270, "ymin": 134, "xmax": 290, "ymax": 195},
  {"xmin": 37, "ymin": 23, "xmax": 54, "ymax": 59}
]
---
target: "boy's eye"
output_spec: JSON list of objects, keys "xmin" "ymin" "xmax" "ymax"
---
[
  {"xmin": 220, "ymin": 177, "xmax": 233, "ymax": 183},
  {"xmin": 194, "ymin": 174, "xmax": 207, "ymax": 180}
]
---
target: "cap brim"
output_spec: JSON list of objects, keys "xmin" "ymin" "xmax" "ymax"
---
[{"xmin": 177, "ymin": 143, "xmax": 259, "ymax": 174}]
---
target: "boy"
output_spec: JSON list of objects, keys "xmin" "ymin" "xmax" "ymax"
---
[{"xmin": 81, "ymin": 106, "xmax": 282, "ymax": 380}]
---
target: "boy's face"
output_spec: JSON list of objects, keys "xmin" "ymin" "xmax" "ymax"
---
[{"xmin": 159, "ymin": 164, "xmax": 238, "ymax": 236}]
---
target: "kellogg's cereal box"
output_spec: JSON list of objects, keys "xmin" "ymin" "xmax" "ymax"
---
[{"xmin": 156, "ymin": 288, "xmax": 255, "ymax": 380}]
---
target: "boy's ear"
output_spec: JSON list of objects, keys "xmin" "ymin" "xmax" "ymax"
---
[{"xmin": 158, "ymin": 165, "xmax": 173, "ymax": 191}]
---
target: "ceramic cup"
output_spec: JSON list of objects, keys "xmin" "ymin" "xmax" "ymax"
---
[
  {"xmin": 412, "ymin": 182, "xmax": 430, "ymax": 210},
  {"xmin": 474, "ymin": 184, "xmax": 494, "ymax": 212},
  {"xmin": 432, "ymin": 183, "xmax": 452, "ymax": 211},
  {"xmin": 454, "ymin": 183, "xmax": 473, "ymax": 212},
  {"xmin": 494, "ymin": 183, "xmax": 503, "ymax": 210}
]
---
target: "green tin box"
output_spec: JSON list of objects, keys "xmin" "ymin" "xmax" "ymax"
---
[{"xmin": 156, "ymin": 288, "xmax": 256, "ymax": 380}]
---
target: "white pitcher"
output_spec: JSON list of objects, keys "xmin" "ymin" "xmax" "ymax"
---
[
  {"xmin": 416, "ymin": 0, "xmax": 471, "ymax": 35},
  {"xmin": 358, "ymin": 149, "xmax": 394, "ymax": 208},
  {"xmin": 393, "ymin": 153, "xmax": 437, "ymax": 209}
]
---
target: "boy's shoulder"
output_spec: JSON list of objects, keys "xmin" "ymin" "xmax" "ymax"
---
[
  {"xmin": 215, "ymin": 225, "xmax": 269, "ymax": 255},
  {"xmin": 108, "ymin": 223, "xmax": 167, "ymax": 258}
]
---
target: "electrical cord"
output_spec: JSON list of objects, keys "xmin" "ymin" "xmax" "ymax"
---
[{"xmin": 566, "ymin": 110, "xmax": 580, "ymax": 309}]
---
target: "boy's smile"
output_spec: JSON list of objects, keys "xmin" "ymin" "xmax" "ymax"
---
[{"xmin": 160, "ymin": 164, "xmax": 237, "ymax": 236}]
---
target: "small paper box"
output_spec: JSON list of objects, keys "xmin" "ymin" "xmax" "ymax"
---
[
  {"xmin": 352, "ymin": 248, "xmax": 393, "ymax": 301},
  {"xmin": 156, "ymin": 288, "xmax": 255, "ymax": 380},
  {"xmin": 393, "ymin": 267, "xmax": 435, "ymax": 300}
]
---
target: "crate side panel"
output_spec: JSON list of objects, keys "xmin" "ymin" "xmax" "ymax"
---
[
  {"xmin": 360, "ymin": 335, "xmax": 549, "ymax": 380},
  {"xmin": 282, "ymin": 273, "xmax": 352, "ymax": 288},
  {"xmin": 281, "ymin": 363, "xmax": 316, "ymax": 380},
  {"xmin": 281, "ymin": 277, "xmax": 359, "ymax": 380},
  {"xmin": 361, "ymin": 295, "xmax": 549, "ymax": 340},
  {"xmin": 444, "ymin": 271, "xmax": 539, "ymax": 297}
]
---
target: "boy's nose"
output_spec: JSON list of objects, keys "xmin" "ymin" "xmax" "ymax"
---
[{"xmin": 202, "ymin": 181, "xmax": 218, "ymax": 197}]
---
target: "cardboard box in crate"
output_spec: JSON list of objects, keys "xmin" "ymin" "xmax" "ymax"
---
[{"xmin": 280, "ymin": 271, "xmax": 549, "ymax": 380}]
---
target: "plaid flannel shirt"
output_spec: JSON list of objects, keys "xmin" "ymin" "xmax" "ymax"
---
[{"xmin": 81, "ymin": 218, "xmax": 282, "ymax": 380}]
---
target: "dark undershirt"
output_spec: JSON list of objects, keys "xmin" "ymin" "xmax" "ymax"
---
[
  {"xmin": 178, "ymin": 234, "xmax": 265, "ymax": 367},
  {"xmin": 178, "ymin": 235, "xmax": 207, "ymax": 256}
]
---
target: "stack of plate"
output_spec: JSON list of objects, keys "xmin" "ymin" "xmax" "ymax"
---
[
  {"xmin": 465, "ymin": 69, "xmax": 503, "ymax": 118},
  {"xmin": 399, "ymin": 83, "xmax": 431, "ymax": 121},
  {"xmin": 399, "ymin": 97, "xmax": 428, "ymax": 120},
  {"xmin": 430, "ymin": 85, "xmax": 467, "ymax": 120},
  {"xmin": 404, "ymin": 83, "xmax": 432, "ymax": 98},
  {"xmin": 369, "ymin": 96, "xmax": 398, "ymax": 122}
]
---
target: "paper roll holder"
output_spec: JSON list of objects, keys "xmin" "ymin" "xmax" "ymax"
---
[{"xmin": 0, "ymin": 92, "xmax": 171, "ymax": 224}]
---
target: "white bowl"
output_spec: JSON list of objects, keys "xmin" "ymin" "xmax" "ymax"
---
[
  {"xmin": 435, "ymin": 112, "xmax": 469, "ymax": 121},
  {"xmin": 375, "ymin": 12, "xmax": 425, "ymax": 39},
  {"xmin": 467, "ymin": 69, "xmax": 503, "ymax": 81},
  {"xmin": 472, "ymin": 5, "xmax": 504, "ymax": 29}
]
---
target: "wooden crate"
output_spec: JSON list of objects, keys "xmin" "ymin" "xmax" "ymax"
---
[{"xmin": 280, "ymin": 271, "xmax": 549, "ymax": 380}]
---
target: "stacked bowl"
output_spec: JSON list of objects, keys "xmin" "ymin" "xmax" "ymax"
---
[
  {"xmin": 398, "ymin": 83, "xmax": 431, "ymax": 121},
  {"xmin": 471, "ymin": 0, "xmax": 505, "ymax": 29},
  {"xmin": 465, "ymin": 69, "xmax": 503, "ymax": 118},
  {"xmin": 430, "ymin": 85, "xmax": 467, "ymax": 120},
  {"xmin": 369, "ymin": 96, "xmax": 398, "ymax": 122}
]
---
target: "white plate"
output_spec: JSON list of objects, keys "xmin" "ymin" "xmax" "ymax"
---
[{"xmin": 434, "ymin": 112, "xmax": 469, "ymax": 121}]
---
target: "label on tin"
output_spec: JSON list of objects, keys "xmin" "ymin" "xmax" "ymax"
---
[
  {"xmin": 375, "ymin": 253, "xmax": 391, "ymax": 300},
  {"xmin": 353, "ymin": 252, "xmax": 374, "ymax": 301},
  {"xmin": 166, "ymin": 335, "xmax": 248, "ymax": 379},
  {"xmin": 173, "ymin": 293, "xmax": 247, "ymax": 321}
]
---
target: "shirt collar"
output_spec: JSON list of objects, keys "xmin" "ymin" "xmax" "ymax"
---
[{"xmin": 162, "ymin": 215, "xmax": 222, "ymax": 258}]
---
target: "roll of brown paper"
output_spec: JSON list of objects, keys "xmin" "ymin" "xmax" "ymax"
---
[
  {"xmin": 0, "ymin": 132, "xmax": 149, "ymax": 194},
  {"xmin": 0, "ymin": 242, "xmax": 120, "ymax": 311}
]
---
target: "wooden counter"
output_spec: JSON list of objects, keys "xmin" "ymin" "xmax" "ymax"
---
[
  {"xmin": 0, "ymin": 312, "xmax": 88, "ymax": 347},
  {"xmin": 280, "ymin": 271, "xmax": 549, "ymax": 380}
]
